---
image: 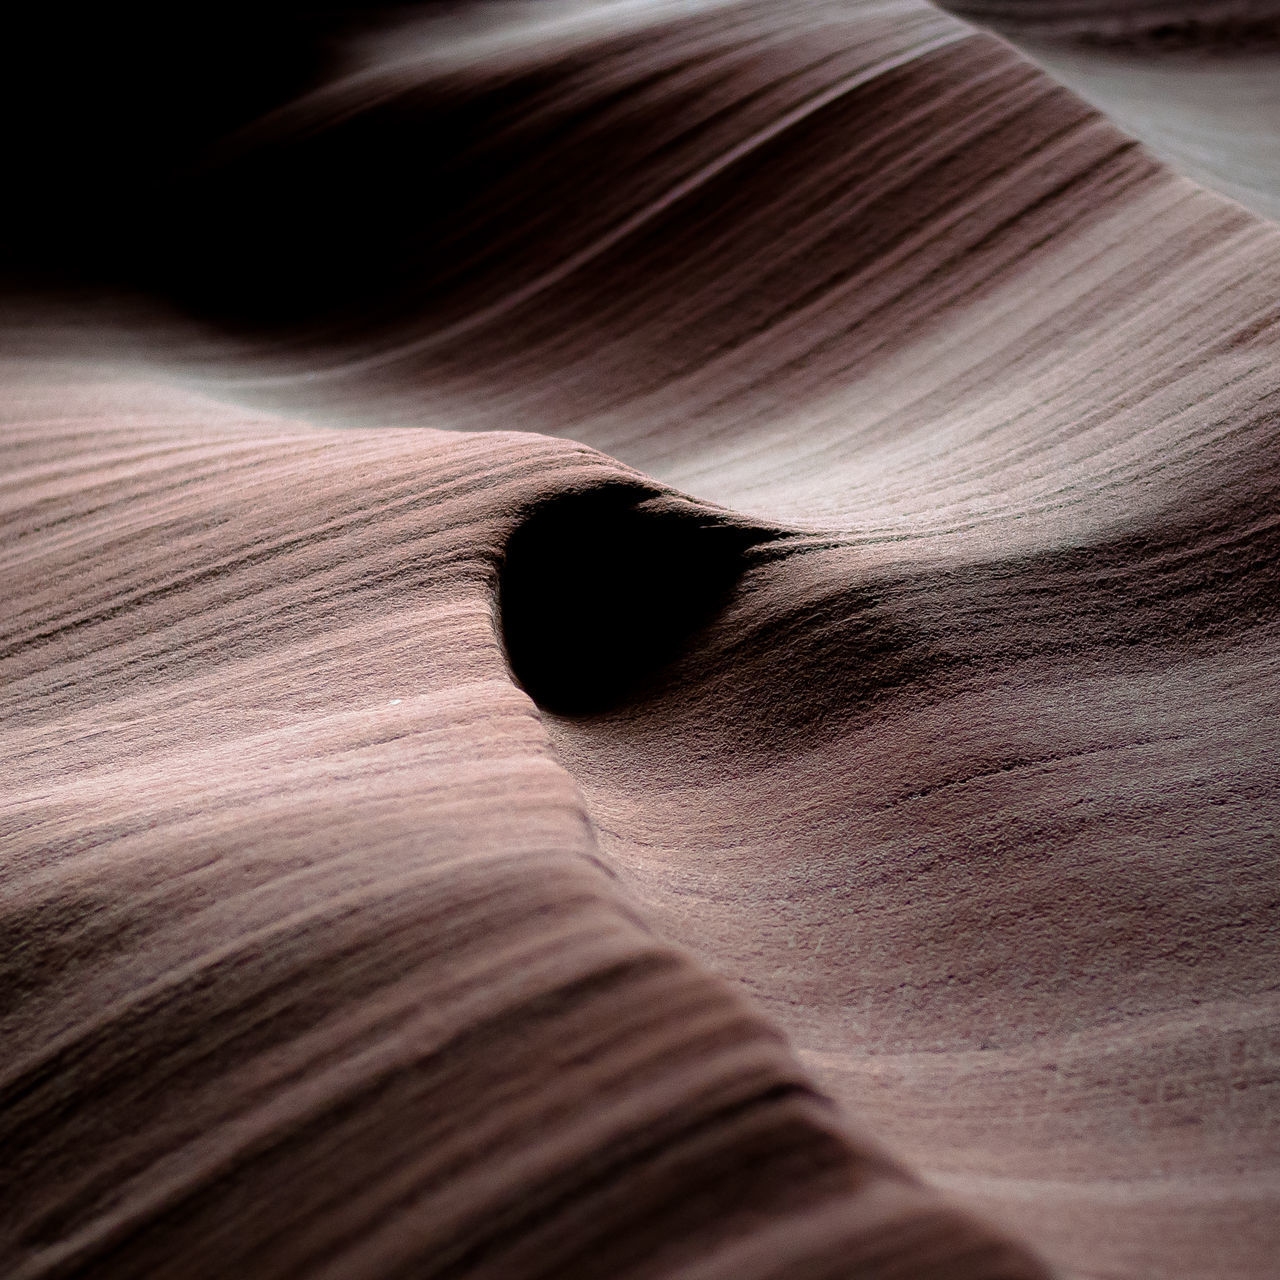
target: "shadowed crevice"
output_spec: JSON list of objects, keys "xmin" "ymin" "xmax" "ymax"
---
[{"xmin": 498, "ymin": 486, "xmax": 772, "ymax": 717}]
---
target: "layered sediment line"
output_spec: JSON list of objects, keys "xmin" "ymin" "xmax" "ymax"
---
[{"xmin": 3, "ymin": 3, "xmax": 1278, "ymax": 1278}]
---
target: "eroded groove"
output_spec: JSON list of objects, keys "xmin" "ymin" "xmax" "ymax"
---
[{"xmin": 499, "ymin": 485, "xmax": 773, "ymax": 716}]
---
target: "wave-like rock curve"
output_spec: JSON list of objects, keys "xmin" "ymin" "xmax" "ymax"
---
[{"xmin": 2, "ymin": 3, "xmax": 1278, "ymax": 1278}]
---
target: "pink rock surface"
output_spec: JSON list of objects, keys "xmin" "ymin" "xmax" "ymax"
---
[{"xmin": 2, "ymin": 4, "xmax": 1277, "ymax": 1278}]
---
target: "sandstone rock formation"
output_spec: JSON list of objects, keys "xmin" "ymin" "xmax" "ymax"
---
[{"xmin": 3, "ymin": 3, "xmax": 1277, "ymax": 1278}]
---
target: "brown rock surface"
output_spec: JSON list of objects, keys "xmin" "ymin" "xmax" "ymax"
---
[
  {"xmin": 2, "ymin": 3, "xmax": 1278, "ymax": 1278},
  {"xmin": 936, "ymin": 0, "xmax": 1280, "ymax": 221}
]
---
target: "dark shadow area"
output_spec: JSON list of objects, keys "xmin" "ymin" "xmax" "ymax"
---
[
  {"xmin": 498, "ymin": 486, "xmax": 772, "ymax": 716},
  {"xmin": 544, "ymin": 457, "xmax": 1280, "ymax": 778},
  {"xmin": 545, "ymin": 551, "xmax": 955, "ymax": 782},
  {"xmin": 0, "ymin": 2, "xmax": 414, "ymax": 296},
  {"xmin": 0, "ymin": 6, "xmax": 741, "ymax": 339}
]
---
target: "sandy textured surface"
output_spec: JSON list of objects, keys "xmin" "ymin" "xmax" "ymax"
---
[{"xmin": 2, "ymin": 3, "xmax": 1278, "ymax": 1278}]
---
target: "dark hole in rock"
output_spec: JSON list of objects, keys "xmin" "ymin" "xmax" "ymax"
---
[{"xmin": 499, "ymin": 486, "xmax": 769, "ymax": 716}]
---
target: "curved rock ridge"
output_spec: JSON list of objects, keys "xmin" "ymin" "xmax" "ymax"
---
[
  {"xmin": 934, "ymin": 0, "xmax": 1280, "ymax": 220},
  {"xmin": 937, "ymin": 0, "xmax": 1280, "ymax": 38},
  {"xmin": 0, "ymin": 374, "xmax": 1048, "ymax": 1280},
  {"xmin": 2, "ymin": 2, "xmax": 1279, "ymax": 1279}
]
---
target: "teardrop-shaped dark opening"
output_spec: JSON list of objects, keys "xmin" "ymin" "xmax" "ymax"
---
[{"xmin": 499, "ymin": 486, "xmax": 768, "ymax": 716}]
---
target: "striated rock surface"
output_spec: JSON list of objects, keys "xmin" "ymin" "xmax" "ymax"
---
[
  {"xmin": 2, "ymin": 3, "xmax": 1278, "ymax": 1278},
  {"xmin": 937, "ymin": 0, "xmax": 1280, "ymax": 221}
]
